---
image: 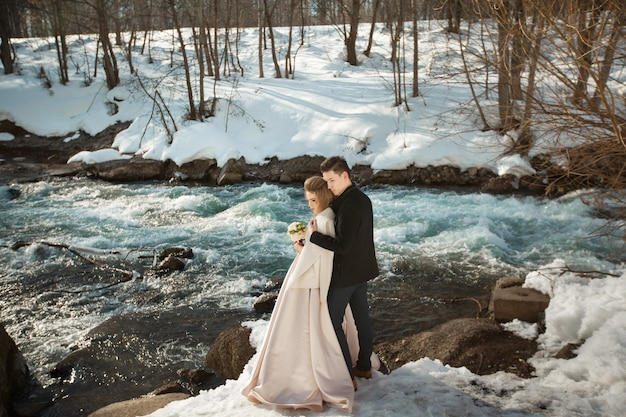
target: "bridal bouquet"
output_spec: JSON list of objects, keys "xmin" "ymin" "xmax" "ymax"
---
[{"xmin": 287, "ymin": 221, "xmax": 307, "ymax": 244}]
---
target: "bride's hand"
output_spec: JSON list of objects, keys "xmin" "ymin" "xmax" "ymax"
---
[{"xmin": 308, "ymin": 219, "xmax": 317, "ymax": 232}]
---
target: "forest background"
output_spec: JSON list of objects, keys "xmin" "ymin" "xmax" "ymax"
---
[{"xmin": 1, "ymin": 0, "xmax": 625, "ymax": 238}]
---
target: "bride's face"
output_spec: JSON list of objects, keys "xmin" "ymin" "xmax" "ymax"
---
[{"xmin": 305, "ymin": 191, "xmax": 320, "ymax": 214}]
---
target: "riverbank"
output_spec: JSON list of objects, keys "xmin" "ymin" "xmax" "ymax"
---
[{"xmin": 1, "ymin": 121, "xmax": 573, "ymax": 197}]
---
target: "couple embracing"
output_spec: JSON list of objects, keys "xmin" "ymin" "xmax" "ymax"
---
[{"xmin": 242, "ymin": 156, "xmax": 380, "ymax": 412}]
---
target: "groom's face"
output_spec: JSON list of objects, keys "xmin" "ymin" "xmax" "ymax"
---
[{"xmin": 322, "ymin": 170, "xmax": 351, "ymax": 196}]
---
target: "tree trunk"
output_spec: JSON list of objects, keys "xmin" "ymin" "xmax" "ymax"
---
[
  {"xmin": 0, "ymin": 35, "xmax": 13, "ymax": 75},
  {"xmin": 167, "ymin": 0, "xmax": 197, "ymax": 120},
  {"xmin": 346, "ymin": 0, "xmax": 360, "ymax": 65},
  {"xmin": 510, "ymin": 0, "xmax": 524, "ymax": 100},
  {"xmin": 364, "ymin": 0, "xmax": 381, "ymax": 57},
  {"xmin": 263, "ymin": 0, "xmax": 282, "ymax": 78},
  {"xmin": 0, "ymin": 0, "xmax": 17, "ymax": 74},
  {"xmin": 412, "ymin": 0, "xmax": 419, "ymax": 97},
  {"xmin": 517, "ymin": 11, "xmax": 545, "ymax": 156},
  {"xmin": 94, "ymin": 0, "xmax": 120, "ymax": 89},
  {"xmin": 257, "ymin": 0, "xmax": 264, "ymax": 78},
  {"xmin": 495, "ymin": 2, "xmax": 514, "ymax": 131},
  {"xmin": 591, "ymin": 9, "xmax": 623, "ymax": 112},
  {"xmin": 284, "ymin": 0, "xmax": 295, "ymax": 78},
  {"xmin": 572, "ymin": 0, "xmax": 597, "ymax": 107},
  {"xmin": 192, "ymin": 25, "xmax": 205, "ymax": 120}
]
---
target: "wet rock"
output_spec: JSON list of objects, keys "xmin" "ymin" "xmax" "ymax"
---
[
  {"xmin": 205, "ymin": 327, "xmax": 256, "ymax": 380},
  {"xmin": 0, "ymin": 324, "xmax": 30, "ymax": 417},
  {"xmin": 174, "ymin": 158, "xmax": 218, "ymax": 181},
  {"xmin": 159, "ymin": 247, "xmax": 193, "ymax": 260},
  {"xmin": 253, "ymin": 292, "xmax": 278, "ymax": 313},
  {"xmin": 481, "ymin": 174, "xmax": 519, "ymax": 194},
  {"xmin": 2, "ymin": 186, "xmax": 20, "ymax": 200},
  {"xmin": 217, "ymin": 158, "xmax": 246, "ymax": 185},
  {"xmin": 176, "ymin": 368, "xmax": 215, "ymax": 384},
  {"xmin": 88, "ymin": 156, "xmax": 165, "ymax": 181},
  {"xmin": 375, "ymin": 318, "xmax": 537, "ymax": 378},
  {"xmin": 372, "ymin": 169, "xmax": 408, "ymax": 184},
  {"xmin": 158, "ymin": 254, "xmax": 185, "ymax": 271}
]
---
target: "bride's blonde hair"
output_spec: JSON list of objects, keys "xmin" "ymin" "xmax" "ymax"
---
[{"xmin": 304, "ymin": 176, "xmax": 334, "ymax": 212}]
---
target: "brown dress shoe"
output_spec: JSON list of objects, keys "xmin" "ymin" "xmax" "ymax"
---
[{"xmin": 352, "ymin": 367, "xmax": 372, "ymax": 379}]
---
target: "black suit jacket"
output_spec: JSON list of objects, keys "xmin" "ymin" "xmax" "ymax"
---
[{"xmin": 309, "ymin": 184, "xmax": 379, "ymax": 288}]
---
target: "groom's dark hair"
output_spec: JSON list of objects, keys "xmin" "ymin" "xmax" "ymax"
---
[{"xmin": 320, "ymin": 156, "xmax": 351, "ymax": 178}]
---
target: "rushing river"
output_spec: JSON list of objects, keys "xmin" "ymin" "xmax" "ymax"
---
[{"xmin": 0, "ymin": 178, "xmax": 622, "ymax": 415}]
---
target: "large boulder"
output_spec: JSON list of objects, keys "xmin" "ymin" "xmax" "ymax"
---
[
  {"xmin": 205, "ymin": 326, "xmax": 255, "ymax": 380},
  {"xmin": 0, "ymin": 324, "xmax": 30, "ymax": 417},
  {"xmin": 374, "ymin": 318, "xmax": 537, "ymax": 378},
  {"xmin": 217, "ymin": 158, "xmax": 246, "ymax": 185},
  {"xmin": 87, "ymin": 156, "xmax": 165, "ymax": 181}
]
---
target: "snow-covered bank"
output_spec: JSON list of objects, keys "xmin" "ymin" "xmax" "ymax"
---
[{"xmin": 142, "ymin": 260, "xmax": 626, "ymax": 417}]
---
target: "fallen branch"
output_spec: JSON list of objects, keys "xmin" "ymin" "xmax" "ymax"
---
[{"xmin": 10, "ymin": 240, "xmax": 136, "ymax": 279}]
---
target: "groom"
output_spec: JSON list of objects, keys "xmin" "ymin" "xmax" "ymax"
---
[{"xmin": 308, "ymin": 156, "xmax": 379, "ymax": 384}]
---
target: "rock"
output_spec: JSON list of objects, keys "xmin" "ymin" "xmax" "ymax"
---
[
  {"xmin": 555, "ymin": 342, "xmax": 581, "ymax": 359},
  {"xmin": 176, "ymin": 368, "xmax": 215, "ymax": 384},
  {"xmin": 264, "ymin": 275, "xmax": 284, "ymax": 291},
  {"xmin": 0, "ymin": 324, "xmax": 30, "ymax": 417},
  {"xmin": 88, "ymin": 156, "xmax": 165, "ymax": 181},
  {"xmin": 87, "ymin": 393, "xmax": 190, "ymax": 417},
  {"xmin": 491, "ymin": 286, "xmax": 550, "ymax": 323},
  {"xmin": 481, "ymin": 174, "xmax": 519, "ymax": 194},
  {"xmin": 157, "ymin": 254, "xmax": 185, "ymax": 271},
  {"xmin": 274, "ymin": 155, "xmax": 326, "ymax": 183},
  {"xmin": 205, "ymin": 327, "xmax": 256, "ymax": 380},
  {"xmin": 253, "ymin": 292, "xmax": 278, "ymax": 313},
  {"xmin": 158, "ymin": 247, "xmax": 193, "ymax": 260},
  {"xmin": 375, "ymin": 318, "xmax": 537, "ymax": 378},
  {"xmin": 372, "ymin": 169, "xmax": 408, "ymax": 184},
  {"xmin": 175, "ymin": 158, "xmax": 218, "ymax": 181},
  {"xmin": 217, "ymin": 158, "xmax": 246, "ymax": 185}
]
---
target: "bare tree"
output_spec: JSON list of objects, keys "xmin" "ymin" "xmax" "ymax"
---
[
  {"xmin": 345, "ymin": 0, "xmax": 361, "ymax": 65},
  {"xmin": 45, "ymin": 0, "xmax": 71, "ymax": 84},
  {"xmin": 167, "ymin": 0, "xmax": 197, "ymax": 119},
  {"xmin": 411, "ymin": 0, "xmax": 419, "ymax": 97},
  {"xmin": 257, "ymin": 0, "xmax": 264, "ymax": 78},
  {"xmin": 571, "ymin": 0, "xmax": 600, "ymax": 108},
  {"xmin": 490, "ymin": 0, "xmax": 516, "ymax": 132},
  {"xmin": 387, "ymin": 0, "xmax": 405, "ymax": 107},
  {"xmin": 364, "ymin": 0, "xmax": 381, "ymax": 57},
  {"xmin": 444, "ymin": 0, "xmax": 461, "ymax": 34},
  {"xmin": 262, "ymin": 0, "xmax": 282, "ymax": 78},
  {"xmin": 0, "ymin": 0, "xmax": 23, "ymax": 74},
  {"xmin": 93, "ymin": 0, "xmax": 121, "ymax": 89}
]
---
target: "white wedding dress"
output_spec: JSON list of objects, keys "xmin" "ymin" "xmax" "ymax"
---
[{"xmin": 242, "ymin": 207, "xmax": 379, "ymax": 412}]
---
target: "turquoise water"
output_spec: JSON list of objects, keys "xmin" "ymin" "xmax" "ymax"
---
[{"xmin": 0, "ymin": 179, "xmax": 622, "ymax": 387}]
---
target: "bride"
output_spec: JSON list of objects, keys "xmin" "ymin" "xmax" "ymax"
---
[{"xmin": 241, "ymin": 176, "xmax": 378, "ymax": 412}]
